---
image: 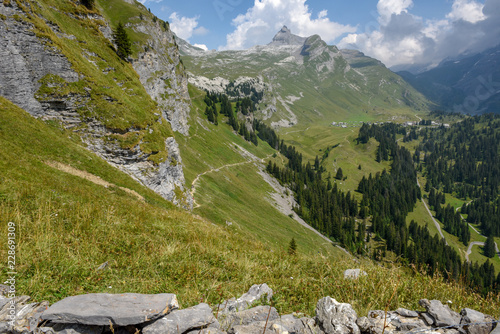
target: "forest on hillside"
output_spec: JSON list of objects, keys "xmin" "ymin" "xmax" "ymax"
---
[{"xmin": 201, "ymin": 91, "xmax": 500, "ymax": 294}]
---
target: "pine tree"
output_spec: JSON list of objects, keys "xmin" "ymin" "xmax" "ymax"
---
[
  {"xmin": 484, "ymin": 235, "xmax": 496, "ymax": 258},
  {"xmin": 113, "ymin": 22, "xmax": 132, "ymax": 60},
  {"xmin": 288, "ymin": 237, "xmax": 297, "ymax": 256},
  {"xmin": 335, "ymin": 167, "xmax": 343, "ymax": 180}
]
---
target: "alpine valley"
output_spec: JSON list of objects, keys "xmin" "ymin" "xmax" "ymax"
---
[{"xmin": 1, "ymin": 0, "xmax": 500, "ymax": 331}]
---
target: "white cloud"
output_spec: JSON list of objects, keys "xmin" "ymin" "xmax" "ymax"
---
[
  {"xmin": 220, "ymin": 0, "xmax": 356, "ymax": 50},
  {"xmin": 339, "ymin": 0, "xmax": 499, "ymax": 70},
  {"xmin": 138, "ymin": 0, "xmax": 163, "ymax": 4},
  {"xmin": 193, "ymin": 44, "xmax": 209, "ymax": 51},
  {"xmin": 377, "ymin": 0, "xmax": 413, "ymax": 24},
  {"xmin": 169, "ymin": 12, "xmax": 208, "ymax": 41},
  {"xmin": 447, "ymin": 0, "xmax": 486, "ymax": 23}
]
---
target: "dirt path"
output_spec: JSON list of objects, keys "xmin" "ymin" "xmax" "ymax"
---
[
  {"xmin": 45, "ymin": 161, "xmax": 144, "ymax": 201},
  {"xmin": 416, "ymin": 177, "xmax": 448, "ymax": 244},
  {"xmin": 190, "ymin": 148, "xmax": 272, "ymax": 209}
]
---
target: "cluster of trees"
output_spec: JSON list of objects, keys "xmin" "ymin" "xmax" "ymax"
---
[
  {"xmin": 461, "ymin": 196, "xmax": 500, "ymax": 237},
  {"xmin": 428, "ymin": 188, "xmax": 470, "ymax": 245},
  {"xmin": 406, "ymin": 115, "xmax": 499, "ymax": 241},
  {"xmin": 261, "ymin": 125, "xmax": 363, "ymax": 252},
  {"xmin": 226, "ymin": 81, "xmax": 264, "ymax": 104},
  {"xmin": 204, "ymin": 92, "xmax": 258, "ymax": 145},
  {"xmin": 356, "ymin": 123, "xmax": 499, "ymax": 294}
]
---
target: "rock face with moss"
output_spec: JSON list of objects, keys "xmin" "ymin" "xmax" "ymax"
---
[
  {"xmin": 132, "ymin": 20, "xmax": 191, "ymax": 136},
  {"xmin": 0, "ymin": 0, "xmax": 191, "ymax": 208}
]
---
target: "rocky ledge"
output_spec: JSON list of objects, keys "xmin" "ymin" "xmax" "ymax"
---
[{"xmin": 1, "ymin": 282, "xmax": 499, "ymax": 334}]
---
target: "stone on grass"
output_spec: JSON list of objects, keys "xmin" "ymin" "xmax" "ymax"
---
[
  {"xmin": 218, "ymin": 284, "xmax": 273, "ymax": 314},
  {"xmin": 343, "ymin": 269, "xmax": 367, "ymax": 280},
  {"xmin": 41, "ymin": 293, "xmax": 178, "ymax": 326},
  {"xmin": 142, "ymin": 303, "xmax": 217, "ymax": 334},
  {"xmin": 316, "ymin": 297, "xmax": 359, "ymax": 334}
]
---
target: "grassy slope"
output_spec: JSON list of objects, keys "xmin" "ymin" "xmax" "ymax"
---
[
  {"xmin": 4, "ymin": 97, "xmax": 500, "ymax": 317},
  {"xmin": 177, "ymin": 86, "xmax": 340, "ymax": 255}
]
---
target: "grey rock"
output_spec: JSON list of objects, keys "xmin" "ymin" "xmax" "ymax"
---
[
  {"xmin": 0, "ymin": 295, "xmax": 49, "ymax": 334},
  {"xmin": 218, "ymin": 284, "xmax": 273, "ymax": 314},
  {"xmin": 395, "ymin": 308, "xmax": 419, "ymax": 318},
  {"xmin": 357, "ymin": 311, "xmax": 403, "ymax": 334},
  {"xmin": 490, "ymin": 322, "xmax": 500, "ymax": 334},
  {"xmin": 460, "ymin": 308, "xmax": 495, "ymax": 334},
  {"xmin": 420, "ymin": 312, "xmax": 436, "ymax": 326},
  {"xmin": 37, "ymin": 323, "xmax": 104, "ymax": 334},
  {"xmin": 316, "ymin": 297, "xmax": 359, "ymax": 334},
  {"xmin": 142, "ymin": 303, "xmax": 217, "ymax": 334},
  {"xmin": 227, "ymin": 321, "xmax": 270, "ymax": 334},
  {"xmin": 219, "ymin": 306, "xmax": 278, "ymax": 330},
  {"xmin": 0, "ymin": 1, "xmax": 79, "ymax": 117},
  {"xmin": 343, "ymin": 269, "xmax": 367, "ymax": 280},
  {"xmin": 41, "ymin": 293, "xmax": 178, "ymax": 326},
  {"xmin": 186, "ymin": 329, "xmax": 226, "ymax": 334},
  {"xmin": 419, "ymin": 299, "xmax": 460, "ymax": 327},
  {"xmin": 132, "ymin": 22, "xmax": 191, "ymax": 135}
]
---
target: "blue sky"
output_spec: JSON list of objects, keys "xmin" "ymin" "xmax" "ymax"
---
[{"xmin": 139, "ymin": 0, "xmax": 500, "ymax": 68}]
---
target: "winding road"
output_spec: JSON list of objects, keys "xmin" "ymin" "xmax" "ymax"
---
[{"xmin": 416, "ymin": 178, "xmax": 448, "ymax": 245}]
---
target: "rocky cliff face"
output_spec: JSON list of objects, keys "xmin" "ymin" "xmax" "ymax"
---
[
  {"xmin": 132, "ymin": 21, "xmax": 191, "ymax": 136},
  {"xmin": 0, "ymin": 0, "xmax": 192, "ymax": 209}
]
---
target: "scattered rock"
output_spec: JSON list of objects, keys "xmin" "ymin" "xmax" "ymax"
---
[
  {"xmin": 419, "ymin": 299, "xmax": 460, "ymax": 327},
  {"xmin": 219, "ymin": 306, "xmax": 278, "ymax": 330},
  {"xmin": 41, "ymin": 293, "xmax": 178, "ymax": 326},
  {"xmin": 142, "ymin": 303, "xmax": 217, "ymax": 334},
  {"xmin": 395, "ymin": 308, "xmax": 419, "ymax": 318},
  {"xmin": 218, "ymin": 284, "xmax": 273, "ymax": 314},
  {"xmin": 344, "ymin": 269, "xmax": 367, "ymax": 280},
  {"xmin": 316, "ymin": 297, "xmax": 359, "ymax": 334},
  {"xmin": 460, "ymin": 308, "xmax": 495, "ymax": 334},
  {"xmin": 38, "ymin": 323, "xmax": 104, "ymax": 334}
]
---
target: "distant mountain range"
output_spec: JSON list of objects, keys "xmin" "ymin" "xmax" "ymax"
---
[
  {"xmin": 178, "ymin": 26, "xmax": 429, "ymax": 127},
  {"xmin": 398, "ymin": 45, "xmax": 500, "ymax": 114}
]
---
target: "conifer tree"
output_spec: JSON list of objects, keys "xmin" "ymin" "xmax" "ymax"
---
[
  {"xmin": 288, "ymin": 237, "xmax": 297, "ymax": 255},
  {"xmin": 113, "ymin": 22, "xmax": 132, "ymax": 60},
  {"xmin": 484, "ymin": 235, "xmax": 496, "ymax": 258}
]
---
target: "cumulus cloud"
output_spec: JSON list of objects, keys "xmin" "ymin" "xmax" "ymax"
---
[
  {"xmin": 138, "ymin": 0, "xmax": 163, "ymax": 4},
  {"xmin": 193, "ymin": 44, "xmax": 209, "ymax": 51},
  {"xmin": 339, "ymin": 0, "xmax": 500, "ymax": 70},
  {"xmin": 220, "ymin": 0, "xmax": 356, "ymax": 50},
  {"xmin": 169, "ymin": 12, "xmax": 208, "ymax": 41}
]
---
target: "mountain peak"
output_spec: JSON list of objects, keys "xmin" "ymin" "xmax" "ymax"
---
[{"xmin": 269, "ymin": 26, "xmax": 307, "ymax": 46}]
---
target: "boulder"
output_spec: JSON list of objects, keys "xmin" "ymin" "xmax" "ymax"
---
[
  {"xmin": 142, "ymin": 303, "xmax": 217, "ymax": 334},
  {"xmin": 419, "ymin": 299, "xmax": 460, "ymax": 327},
  {"xmin": 316, "ymin": 297, "xmax": 359, "ymax": 334},
  {"xmin": 227, "ymin": 321, "xmax": 270, "ymax": 334},
  {"xmin": 219, "ymin": 305, "xmax": 278, "ymax": 330},
  {"xmin": 218, "ymin": 284, "xmax": 273, "ymax": 314},
  {"xmin": 0, "ymin": 295, "xmax": 49, "ymax": 333},
  {"xmin": 37, "ymin": 323, "xmax": 104, "ymax": 334},
  {"xmin": 41, "ymin": 293, "xmax": 178, "ymax": 326},
  {"xmin": 460, "ymin": 308, "xmax": 495, "ymax": 334},
  {"xmin": 395, "ymin": 308, "xmax": 419, "ymax": 318},
  {"xmin": 343, "ymin": 269, "xmax": 367, "ymax": 280}
]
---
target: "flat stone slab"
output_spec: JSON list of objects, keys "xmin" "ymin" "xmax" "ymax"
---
[{"xmin": 41, "ymin": 293, "xmax": 178, "ymax": 326}]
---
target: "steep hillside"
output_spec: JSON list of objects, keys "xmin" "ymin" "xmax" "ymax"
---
[
  {"xmin": 0, "ymin": 0, "xmax": 190, "ymax": 206},
  {"xmin": 2, "ymin": 96, "xmax": 500, "ymax": 318},
  {"xmin": 399, "ymin": 45, "xmax": 500, "ymax": 114}
]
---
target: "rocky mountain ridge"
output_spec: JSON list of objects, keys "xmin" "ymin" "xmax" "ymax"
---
[
  {"xmin": 398, "ymin": 45, "xmax": 500, "ymax": 114},
  {"xmin": 179, "ymin": 26, "xmax": 429, "ymax": 129},
  {"xmin": 0, "ymin": 0, "xmax": 192, "ymax": 208}
]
